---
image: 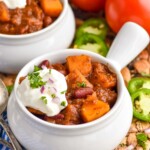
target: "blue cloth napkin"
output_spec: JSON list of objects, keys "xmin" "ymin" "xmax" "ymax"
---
[{"xmin": 0, "ymin": 111, "xmax": 11, "ymax": 150}]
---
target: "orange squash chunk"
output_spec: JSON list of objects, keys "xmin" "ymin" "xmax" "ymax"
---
[
  {"xmin": 90, "ymin": 62, "xmax": 117, "ymax": 88},
  {"xmin": 66, "ymin": 69, "xmax": 93, "ymax": 89},
  {"xmin": 0, "ymin": 2, "xmax": 10, "ymax": 22},
  {"xmin": 81, "ymin": 93, "xmax": 110, "ymax": 122},
  {"xmin": 66, "ymin": 55, "xmax": 92, "ymax": 77},
  {"xmin": 40, "ymin": 0, "xmax": 63, "ymax": 17}
]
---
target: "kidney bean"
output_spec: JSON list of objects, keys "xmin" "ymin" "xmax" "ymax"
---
[
  {"xmin": 38, "ymin": 60, "xmax": 52, "ymax": 69},
  {"xmin": 73, "ymin": 87, "xmax": 93, "ymax": 99},
  {"xmin": 52, "ymin": 114, "xmax": 65, "ymax": 119}
]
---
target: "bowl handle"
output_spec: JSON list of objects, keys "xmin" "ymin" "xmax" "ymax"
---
[{"xmin": 106, "ymin": 22, "xmax": 150, "ymax": 70}]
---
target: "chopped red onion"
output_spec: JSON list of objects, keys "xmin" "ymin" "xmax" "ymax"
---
[
  {"xmin": 52, "ymin": 97, "xmax": 60, "ymax": 104},
  {"xmin": 126, "ymin": 145, "xmax": 134, "ymax": 150},
  {"xmin": 40, "ymin": 86, "xmax": 45, "ymax": 93},
  {"xmin": 144, "ymin": 128, "xmax": 150, "ymax": 134},
  {"xmin": 41, "ymin": 65, "xmax": 47, "ymax": 70},
  {"xmin": 53, "ymin": 87, "xmax": 57, "ymax": 92},
  {"xmin": 49, "ymin": 87, "xmax": 57, "ymax": 93},
  {"xmin": 49, "ymin": 78, "xmax": 54, "ymax": 83}
]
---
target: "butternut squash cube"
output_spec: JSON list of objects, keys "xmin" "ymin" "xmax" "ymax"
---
[
  {"xmin": 81, "ymin": 93, "xmax": 110, "ymax": 122},
  {"xmin": 40, "ymin": 0, "xmax": 63, "ymax": 17},
  {"xmin": 0, "ymin": 2, "xmax": 10, "ymax": 22},
  {"xmin": 66, "ymin": 69, "xmax": 93, "ymax": 89},
  {"xmin": 66, "ymin": 55, "xmax": 92, "ymax": 76}
]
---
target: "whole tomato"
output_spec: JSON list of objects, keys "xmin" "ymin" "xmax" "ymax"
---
[
  {"xmin": 105, "ymin": 0, "xmax": 150, "ymax": 34},
  {"xmin": 71, "ymin": 0, "xmax": 106, "ymax": 12}
]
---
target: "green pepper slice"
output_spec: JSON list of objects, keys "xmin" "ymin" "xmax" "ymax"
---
[
  {"xmin": 76, "ymin": 18, "xmax": 108, "ymax": 39},
  {"xmin": 131, "ymin": 88, "xmax": 150, "ymax": 122},
  {"xmin": 128, "ymin": 77, "xmax": 150, "ymax": 94},
  {"xmin": 74, "ymin": 33, "xmax": 108, "ymax": 57}
]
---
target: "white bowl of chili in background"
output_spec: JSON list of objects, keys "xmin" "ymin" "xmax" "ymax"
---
[
  {"xmin": 0, "ymin": 0, "xmax": 75, "ymax": 74},
  {"xmin": 7, "ymin": 22, "xmax": 149, "ymax": 150}
]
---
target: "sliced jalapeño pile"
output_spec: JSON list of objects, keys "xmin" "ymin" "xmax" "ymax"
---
[
  {"xmin": 127, "ymin": 77, "xmax": 150, "ymax": 122},
  {"xmin": 73, "ymin": 18, "xmax": 109, "ymax": 57}
]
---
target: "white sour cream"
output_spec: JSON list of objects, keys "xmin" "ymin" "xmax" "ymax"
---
[
  {"xmin": 0, "ymin": 0, "xmax": 26, "ymax": 9},
  {"xmin": 17, "ymin": 68, "xmax": 68, "ymax": 116}
]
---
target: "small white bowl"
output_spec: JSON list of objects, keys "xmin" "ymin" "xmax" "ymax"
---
[
  {"xmin": 0, "ymin": 0, "xmax": 75, "ymax": 74},
  {"xmin": 7, "ymin": 22, "xmax": 149, "ymax": 150}
]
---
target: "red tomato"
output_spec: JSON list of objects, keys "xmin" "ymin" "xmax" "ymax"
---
[
  {"xmin": 105, "ymin": 0, "xmax": 150, "ymax": 34},
  {"xmin": 71, "ymin": 0, "xmax": 106, "ymax": 12}
]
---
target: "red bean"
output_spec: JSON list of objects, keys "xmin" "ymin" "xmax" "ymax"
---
[
  {"xmin": 38, "ymin": 60, "xmax": 52, "ymax": 69},
  {"xmin": 51, "ymin": 114, "xmax": 64, "ymax": 119},
  {"xmin": 73, "ymin": 87, "xmax": 93, "ymax": 99}
]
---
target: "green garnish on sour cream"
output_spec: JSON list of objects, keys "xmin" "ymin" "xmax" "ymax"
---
[
  {"xmin": 61, "ymin": 101, "xmax": 66, "ymax": 107},
  {"xmin": 61, "ymin": 90, "xmax": 67, "ymax": 94},
  {"xmin": 28, "ymin": 66, "xmax": 46, "ymax": 88},
  {"xmin": 51, "ymin": 94, "xmax": 56, "ymax": 98},
  {"xmin": 34, "ymin": 65, "xmax": 41, "ymax": 72},
  {"xmin": 40, "ymin": 96, "xmax": 48, "ymax": 105}
]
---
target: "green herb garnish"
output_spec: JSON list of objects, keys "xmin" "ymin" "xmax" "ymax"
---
[
  {"xmin": 40, "ymin": 96, "xmax": 47, "ymax": 104},
  {"xmin": 119, "ymin": 143, "xmax": 126, "ymax": 147},
  {"xmin": 61, "ymin": 90, "xmax": 67, "ymax": 94},
  {"xmin": 34, "ymin": 65, "xmax": 41, "ymax": 72},
  {"xmin": 51, "ymin": 93, "xmax": 56, "ymax": 98},
  {"xmin": 61, "ymin": 101, "xmax": 66, "ymax": 107},
  {"xmin": 136, "ymin": 133, "xmax": 148, "ymax": 150},
  {"xmin": 49, "ymin": 69, "xmax": 52, "ymax": 74},
  {"xmin": 6, "ymin": 85, "xmax": 14, "ymax": 95},
  {"xmin": 77, "ymin": 82, "xmax": 86, "ymax": 87},
  {"xmin": 28, "ymin": 71, "xmax": 46, "ymax": 89}
]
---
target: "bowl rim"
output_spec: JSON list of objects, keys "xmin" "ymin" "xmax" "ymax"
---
[
  {"xmin": 14, "ymin": 49, "xmax": 125, "ymax": 130},
  {"xmin": 0, "ymin": 0, "xmax": 68, "ymax": 39}
]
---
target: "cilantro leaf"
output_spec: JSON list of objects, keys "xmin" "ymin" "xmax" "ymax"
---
[
  {"xmin": 28, "ymin": 71, "xmax": 46, "ymax": 88},
  {"xmin": 34, "ymin": 65, "xmax": 41, "ymax": 72},
  {"xmin": 51, "ymin": 94, "xmax": 56, "ymax": 98},
  {"xmin": 40, "ymin": 96, "xmax": 47, "ymax": 104},
  {"xmin": 119, "ymin": 143, "xmax": 126, "ymax": 147},
  {"xmin": 60, "ymin": 90, "xmax": 67, "ymax": 94},
  {"xmin": 136, "ymin": 133, "xmax": 148, "ymax": 150},
  {"xmin": 61, "ymin": 101, "xmax": 66, "ymax": 107},
  {"xmin": 77, "ymin": 82, "xmax": 86, "ymax": 87},
  {"xmin": 6, "ymin": 85, "xmax": 14, "ymax": 94},
  {"xmin": 49, "ymin": 69, "xmax": 51, "ymax": 74}
]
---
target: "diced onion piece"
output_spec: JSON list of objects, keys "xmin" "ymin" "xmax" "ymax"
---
[
  {"xmin": 144, "ymin": 128, "xmax": 150, "ymax": 134},
  {"xmin": 52, "ymin": 97, "xmax": 60, "ymax": 104},
  {"xmin": 49, "ymin": 78, "xmax": 54, "ymax": 83},
  {"xmin": 40, "ymin": 86, "xmax": 45, "ymax": 93},
  {"xmin": 126, "ymin": 145, "xmax": 134, "ymax": 150}
]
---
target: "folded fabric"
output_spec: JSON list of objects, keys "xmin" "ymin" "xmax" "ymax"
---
[{"xmin": 0, "ymin": 111, "xmax": 11, "ymax": 150}]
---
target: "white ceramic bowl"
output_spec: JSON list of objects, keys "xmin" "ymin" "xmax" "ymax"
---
[
  {"xmin": 7, "ymin": 22, "xmax": 149, "ymax": 150},
  {"xmin": 0, "ymin": 0, "xmax": 75, "ymax": 74}
]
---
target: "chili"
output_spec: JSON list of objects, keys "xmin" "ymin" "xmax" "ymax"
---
[
  {"xmin": 0, "ymin": 0, "xmax": 62, "ymax": 35},
  {"xmin": 19, "ymin": 55, "xmax": 117, "ymax": 125}
]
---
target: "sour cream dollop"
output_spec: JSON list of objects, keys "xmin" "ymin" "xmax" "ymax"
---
[
  {"xmin": 17, "ymin": 68, "xmax": 68, "ymax": 116},
  {"xmin": 0, "ymin": 0, "xmax": 26, "ymax": 9}
]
